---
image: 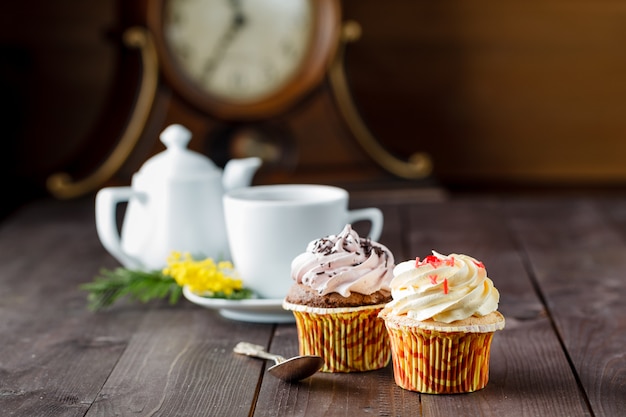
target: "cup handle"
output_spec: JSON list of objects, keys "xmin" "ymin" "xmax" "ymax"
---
[
  {"xmin": 95, "ymin": 187, "xmax": 144, "ymax": 269},
  {"xmin": 346, "ymin": 207, "xmax": 384, "ymax": 241}
]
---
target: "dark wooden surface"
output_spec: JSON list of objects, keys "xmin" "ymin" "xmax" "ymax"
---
[{"xmin": 1, "ymin": 190, "xmax": 624, "ymax": 416}]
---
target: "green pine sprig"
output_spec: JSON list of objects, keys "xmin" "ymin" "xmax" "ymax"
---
[
  {"xmin": 80, "ymin": 268, "xmax": 182, "ymax": 311},
  {"xmin": 81, "ymin": 266, "xmax": 256, "ymax": 311}
]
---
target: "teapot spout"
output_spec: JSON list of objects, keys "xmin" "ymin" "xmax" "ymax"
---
[{"xmin": 222, "ymin": 157, "xmax": 262, "ymax": 191}]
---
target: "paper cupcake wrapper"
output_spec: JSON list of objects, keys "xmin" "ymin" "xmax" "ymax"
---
[
  {"xmin": 283, "ymin": 302, "xmax": 390, "ymax": 373},
  {"xmin": 384, "ymin": 319, "xmax": 498, "ymax": 393}
]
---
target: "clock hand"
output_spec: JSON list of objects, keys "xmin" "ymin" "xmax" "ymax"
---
[
  {"xmin": 202, "ymin": 0, "xmax": 247, "ymax": 81},
  {"xmin": 230, "ymin": 0, "xmax": 246, "ymax": 26}
]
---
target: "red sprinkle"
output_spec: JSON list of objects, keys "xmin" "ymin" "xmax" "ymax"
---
[
  {"xmin": 429, "ymin": 274, "xmax": 438, "ymax": 285},
  {"xmin": 445, "ymin": 256, "xmax": 455, "ymax": 266},
  {"xmin": 474, "ymin": 260, "xmax": 485, "ymax": 268},
  {"xmin": 422, "ymin": 255, "xmax": 443, "ymax": 268},
  {"xmin": 415, "ymin": 257, "xmax": 421, "ymax": 267},
  {"xmin": 443, "ymin": 278, "xmax": 449, "ymax": 294}
]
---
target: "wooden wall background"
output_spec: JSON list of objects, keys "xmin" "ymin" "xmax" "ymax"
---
[
  {"xmin": 2, "ymin": 0, "xmax": 626, "ymax": 216},
  {"xmin": 344, "ymin": 0, "xmax": 626, "ymax": 186}
]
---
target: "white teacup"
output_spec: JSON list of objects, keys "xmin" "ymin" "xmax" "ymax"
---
[{"xmin": 223, "ymin": 184, "xmax": 383, "ymax": 299}]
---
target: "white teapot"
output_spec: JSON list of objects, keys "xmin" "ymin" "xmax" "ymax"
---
[{"xmin": 95, "ymin": 124, "xmax": 261, "ymax": 270}]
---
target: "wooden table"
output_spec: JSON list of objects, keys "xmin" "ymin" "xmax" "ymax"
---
[{"xmin": 1, "ymin": 190, "xmax": 624, "ymax": 416}]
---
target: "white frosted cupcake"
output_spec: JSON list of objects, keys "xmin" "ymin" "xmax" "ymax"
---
[
  {"xmin": 283, "ymin": 224, "xmax": 394, "ymax": 372},
  {"xmin": 379, "ymin": 251, "xmax": 505, "ymax": 393}
]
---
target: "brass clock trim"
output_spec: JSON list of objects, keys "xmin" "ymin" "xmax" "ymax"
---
[
  {"xmin": 147, "ymin": 0, "xmax": 341, "ymax": 121},
  {"xmin": 46, "ymin": 26, "xmax": 160, "ymax": 199},
  {"xmin": 328, "ymin": 21, "xmax": 433, "ymax": 180}
]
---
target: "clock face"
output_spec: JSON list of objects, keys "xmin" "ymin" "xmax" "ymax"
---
[
  {"xmin": 164, "ymin": 0, "xmax": 312, "ymax": 103},
  {"xmin": 149, "ymin": 0, "xmax": 340, "ymax": 119}
]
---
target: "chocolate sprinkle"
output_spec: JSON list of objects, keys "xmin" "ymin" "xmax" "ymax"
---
[{"xmin": 311, "ymin": 229, "xmax": 391, "ymax": 266}]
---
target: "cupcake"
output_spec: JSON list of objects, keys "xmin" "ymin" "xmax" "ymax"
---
[
  {"xmin": 379, "ymin": 251, "xmax": 505, "ymax": 393},
  {"xmin": 283, "ymin": 224, "xmax": 394, "ymax": 372}
]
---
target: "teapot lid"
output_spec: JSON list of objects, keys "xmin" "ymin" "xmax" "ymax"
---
[{"xmin": 136, "ymin": 124, "xmax": 219, "ymax": 181}]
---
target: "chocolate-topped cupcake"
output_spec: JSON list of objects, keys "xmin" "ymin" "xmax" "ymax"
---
[{"xmin": 283, "ymin": 224, "xmax": 394, "ymax": 372}]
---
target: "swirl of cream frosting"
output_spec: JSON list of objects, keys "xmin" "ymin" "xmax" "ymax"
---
[
  {"xmin": 385, "ymin": 251, "xmax": 500, "ymax": 323},
  {"xmin": 290, "ymin": 224, "xmax": 394, "ymax": 297}
]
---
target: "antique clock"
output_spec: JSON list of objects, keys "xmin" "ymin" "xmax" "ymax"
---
[
  {"xmin": 46, "ymin": 0, "xmax": 431, "ymax": 199},
  {"xmin": 147, "ymin": 0, "xmax": 341, "ymax": 120}
]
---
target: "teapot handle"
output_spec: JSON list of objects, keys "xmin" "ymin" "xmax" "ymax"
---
[{"xmin": 95, "ymin": 187, "xmax": 144, "ymax": 269}]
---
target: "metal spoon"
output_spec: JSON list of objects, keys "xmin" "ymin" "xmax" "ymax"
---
[{"xmin": 234, "ymin": 342, "xmax": 323, "ymax": 382}]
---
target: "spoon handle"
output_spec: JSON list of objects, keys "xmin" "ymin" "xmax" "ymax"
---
[{"xmin": 234, "ymin": 342, "xmax": 286, "ymax": 364}]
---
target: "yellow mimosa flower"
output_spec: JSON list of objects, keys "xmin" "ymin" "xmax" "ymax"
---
[{"xmin": 163, "ymin": 252, "xmax": 243, "ymax": 296}]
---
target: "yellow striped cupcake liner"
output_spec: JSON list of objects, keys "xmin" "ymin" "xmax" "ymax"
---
[
  {"xmin": 384, "ymin": 320, "xmax": 499, "ymax": 393},
  {"xmin": 283, "ymin": 302, "xmax": 390, "ymax": 373}
]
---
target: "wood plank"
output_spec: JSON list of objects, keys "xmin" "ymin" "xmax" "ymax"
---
[
  {"xmin": 406, "ymin": 199, "xmax": 590, "ymax": 416},
  {"xmin": 5, "ymin": 194, "xmax": 618, "ymax": 416},
  {"xmin": 506, "ymin": 198, "xmax": 626, "ymax": 417},
  {"xmin": 596, "ymin": 196, "xmax": 626, "ymax": 239},
  {"xmin": 254, "ymin": 322, "xmax": 422, "ymax": 416},
  {"xmin": 504, "ymin": 198, "xmax": 625, "ymax": 251},
  {"xmin": 0, "ymin": 198, "xmax": 145, "ymax": 417},
  {"xmin": 84, "ymin": 308, "xmax": 274, "ymax": 417},
  {"xmin": 0, "ymin": 197, "xmax": 274, "ymax": 417}
]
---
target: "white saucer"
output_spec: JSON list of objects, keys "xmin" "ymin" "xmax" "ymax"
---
[{"xmin": 182, "ymin": 286, "xmax": 294, "ymax": 323}]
